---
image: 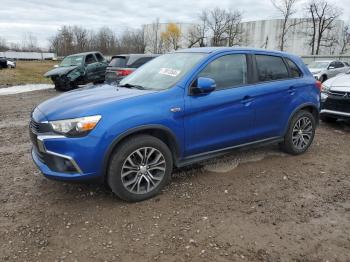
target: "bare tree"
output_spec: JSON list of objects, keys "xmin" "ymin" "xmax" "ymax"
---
[
  {"xmin": 305, "ymin": 0, "xmax": 341, "ymax": 55},
  {"xmin": 144, "ymin": 18, "xmax": 161, "ymax": 53},
  {"xmin": 21, "ymin": 32, "xmax": 40, "ymax": 51},
  {"xmin": 271, "ymin": 0, "xmax": 299, "ymax": 51},
  {"xmin": 340, "ymin": 24, "xmax": 350, "ymax": 54},
  {"xmin": 226, "ymin": 10, "xmax": 243, "ymax": 46},
  {"xmin": 0, "ymin": 37, "xmax": 8, "ymax": 51}
]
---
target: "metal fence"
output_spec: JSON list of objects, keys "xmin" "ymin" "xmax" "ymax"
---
[{"xmin": 301, "ymin": 55, "xmax": 350, "ymax": 65}]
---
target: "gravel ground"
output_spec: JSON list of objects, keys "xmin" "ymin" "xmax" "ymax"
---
[{"xmin": 0, "ymin": 89, "xmax": 349, "ymax": 262}]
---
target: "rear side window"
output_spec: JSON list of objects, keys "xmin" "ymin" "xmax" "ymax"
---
[
  {"xmin": 335, "ymin": 61, "xmax": 344, "ymax": 68},
  {"xmin": 198, "ymin": 54, "xmax": 247, "ymax": 90},
  {"xmin": 109, "ymin": 56, "xmax": 128, "ymax": 67},
  {"xmin": 130, "ymin": 57, "xmax": 155, "ymax": 68},
  {"xmin": 95, "ymin": 53, "xmax": 105, "ymax": 62},
  {"xmin": 255, "ymin": 55, "xmax": 289, "ymax": 82},
  {"xmin": 286, "ymin": 58, "xmax": 302, "ymax": 78}
]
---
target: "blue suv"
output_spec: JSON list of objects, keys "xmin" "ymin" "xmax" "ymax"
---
[{"xmin": 30, "ymin": 47, "xmax": 320, "ymax": 202}]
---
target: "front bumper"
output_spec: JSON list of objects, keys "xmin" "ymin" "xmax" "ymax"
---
[
  {"xmin": 30, "ymin": 133, "xmax": 102, "ymax": 181},
  {"xmin": 320, "ymin": 109, "xmax": 350, "ymax": 119}
]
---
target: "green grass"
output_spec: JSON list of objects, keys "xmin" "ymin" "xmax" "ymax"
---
[{"xmin": 0, "ymin": 60, "xmax": 57, "ymax": 86}]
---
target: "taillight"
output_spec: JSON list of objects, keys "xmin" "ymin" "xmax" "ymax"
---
[
  {"xmin": 116, "ymin": 69, "xmax": 133, "ymax": 76},
  {"xmin": 315, "ymin": 80, "xmax": 322, "ymax": 91}
]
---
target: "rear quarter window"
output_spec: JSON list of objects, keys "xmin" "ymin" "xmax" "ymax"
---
[
  {"xmin": 286, "ymin": 58, "xmax": 302, "ymax": 78},
  {"xmin": 255, "ymin": 55, "xmax": 289, "ymax": 82}
]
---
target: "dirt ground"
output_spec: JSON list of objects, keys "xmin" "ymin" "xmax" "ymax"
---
[{"xmin": 0, "ymin": 89, "xmax": 349, "ymax": 262}]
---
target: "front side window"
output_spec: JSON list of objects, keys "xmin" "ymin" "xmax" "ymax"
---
[
  {"xmin": 256, "ymin": 55, "xmax": 289, "ymax": 82},
  {"xmin": 95, "ymin": 53, "xmax": 104, "ymax": 62},
  {"xmin": 85, "ymin": 54, "xmax": 97, "ymax": 64},
  {"xmin": 197, "ymin": 54, "xmax": 247, "ymax": 90},
  {"xmin": 119, "ymin": 53, "xmax": 206, "ymax": 90}
]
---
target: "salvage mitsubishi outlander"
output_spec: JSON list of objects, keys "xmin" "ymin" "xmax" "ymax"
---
[{"xmin": 30, "ymin": 47, "xmax": 320, "ymax": 202}]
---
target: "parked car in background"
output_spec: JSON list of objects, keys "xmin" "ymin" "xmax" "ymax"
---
[
  {"xmin": 0, "ymin": 57, "xmax": 7, "ymax": 69},
  {"xmin": 307, "ymin": 60, "xmax": 349, "ymax": 82},
  {"xmin": 105, "ymin": 54, "xmax": 158, "ymax": 83},
  {"xmin": 30, "ymin": 47, "xmax": 320, "ymax": 202},
  {"xmin": 6, "ymin": 58, "xmax": 16, "ymax": 68},
  {"xmin": 320, "ymin": 70, "xmax": 350, "ymax": 122},
  {"xmin": 44, "ymin": 51, "xmax": 108, "ymax": 91}
]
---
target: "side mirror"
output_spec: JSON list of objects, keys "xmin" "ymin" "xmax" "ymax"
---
[
  {"xmin": 53, "ymin": 64, "xmax": 59, "ymax": 68},
  {"xmin": 192, "ymin": 77, "xmax": 216, "ymax": 95},
  {"xmin": 328, "ymin": 66, "xmax": 335, "ymax": 70}
]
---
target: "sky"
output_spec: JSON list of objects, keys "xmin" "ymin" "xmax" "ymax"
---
[{"xmin": 0, "ymin": 0, "xmax": 349, "ymax": 49}]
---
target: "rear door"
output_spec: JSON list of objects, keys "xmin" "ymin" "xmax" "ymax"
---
[
  {"xmin": 184, "ymin": 53, "xmax": 256, "ymax": 156},
  {"xmin": 251, "ymin": 54, "xmax": 298, "ymax": 139}
]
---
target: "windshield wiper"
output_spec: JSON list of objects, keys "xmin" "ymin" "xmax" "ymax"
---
[{"xmin": 118, "ymin": 83, "xmax": 146, "ymax": 90}]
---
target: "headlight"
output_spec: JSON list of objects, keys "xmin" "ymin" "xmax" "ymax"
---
[
  {"xmin": 49, "ymin": 115, "xmax": 101, "ymax": 136},
  {"xmin": 321, "ymin": 84, "xmax": 330, "ymax": 93}
]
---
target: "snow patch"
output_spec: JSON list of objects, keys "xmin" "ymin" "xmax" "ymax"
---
[{"xmin": 0, "ymin": 84, "xmax": 54, "ymax": 95}]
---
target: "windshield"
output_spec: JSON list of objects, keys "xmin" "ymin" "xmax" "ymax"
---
[
  {"xmin": 308, "ymin": 61, "xmax": 329, "ymax": 69},
  {"xmin": 119, "ymin": 53, "xmax": 206, "ymax": 90},
  {"xmin": 60, "ymin": 55, "xmax": 84, "ymax": 67}
]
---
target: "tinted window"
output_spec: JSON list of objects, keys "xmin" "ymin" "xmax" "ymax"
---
[
  {"xmin": 256, "ymin": 55, "xmax": 289, "ymax": 81},
  {"xmin": 198, "ymin": 54, "xmax": 247, "ymax": 90},
  {"xmin": 130, "ymin": 57, "xmax": 155, "ymax": 68},
  {"xmin": 95, "ymin": 53, "xmax": 104, "ymax": 62},
  {"xmin": 85, "ymin": 54, "xmax": 97, "ymax": 64},
  {"xmin": 109, "ymin": 56, "xmax": 128, "ymax": 67},
  {"xmin": 286, "ymin": 58, "xmax": 302, "ymax": 78},
  {"xmin": 329, "ymin": 62, "xmax": 336, "ymax": 68},
  {"xmin": 335, "ymin": 61, "xmax": 344, "ymax": 68}
]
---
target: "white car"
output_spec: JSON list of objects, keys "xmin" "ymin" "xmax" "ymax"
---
[
  {"xmin": 308, "ymin": 60, "xmax": 349, "ymax": 82},
  {"xmin": 6, "ymin": 59, "xmax": 16, "ymax": 68},
  {"xmin": 320, "ymin": 71, "xmax": 350, "ymax": 122}
]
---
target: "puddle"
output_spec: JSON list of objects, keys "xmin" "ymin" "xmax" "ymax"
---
[
  {"xmin": 203, "ymin": 147, "xmax": 286, "ymax": 173},
  {"xmin": 0, "ymin": 84, "xmax": 54, "ymax": 95}
]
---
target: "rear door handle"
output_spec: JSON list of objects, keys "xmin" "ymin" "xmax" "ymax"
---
[
  {"xmin": 241, "ymin": 95, "xmax": 254, "ymax": 105},
  {"xmin": 288, "ymin": 86, "xmax": 296, "ymax": 95}
]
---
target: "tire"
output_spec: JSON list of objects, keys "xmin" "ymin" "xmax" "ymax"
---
[
  {"xmin": 280, "ymin": 110, "xmax": 316, "ymax": 155},
  {"xmin": 320, "ymin": 115, "xmax": 337, "ymax": 123},
  {"xmin": 53, "ymin": 77, "xmax": 76, "ymax": 91},
  {"xmin": 107, "ymin": 135, "xmax": 173, "ymax": 202},
  {"xmin": 319, "ymin": 75, "xmax": 327, "ymax": 83}
]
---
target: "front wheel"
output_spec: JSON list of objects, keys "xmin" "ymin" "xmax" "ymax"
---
[
  {"xmin": 280, "ymin": 110, "xmax": 316, "ymax": 155},
  {"xmin": 107, "ymin": 135, "xmax": 173, "ymax": 202}
]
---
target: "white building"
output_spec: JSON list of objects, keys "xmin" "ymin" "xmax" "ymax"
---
[
  {"xmin": 240, "ymin": 19, "xmax": 345, "ymax": 56},
  {"xmin": 0, "ymin": 50, "xmax": 56, "ymax": 60}
]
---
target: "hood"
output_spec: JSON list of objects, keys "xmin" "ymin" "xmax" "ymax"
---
[
  {"xmin": 308, "ymin": 68, "xmax": 323, "ymax": 74},
  {"xmin": 37, "ymin": 84, "xmax": 156, "ymax": 120},
  {"xmin": 324, "ymin": 73, "xmax": 350, "ymax": 92},
  {"xmin": 44, "ymin": 65, "xmax": 79, "ymax": 77}
]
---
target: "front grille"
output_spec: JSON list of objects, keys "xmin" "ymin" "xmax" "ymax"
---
[
  {"xmin": 328, "ymin": 90, "xmax": 349, "ymax": 97},
  {"xmin": 323, "ymin": 95, "xmax": 350, "ymax": 113},
  {"xmin": 29, "ymin": 118, "xmax": 51, "ymax": 134}
]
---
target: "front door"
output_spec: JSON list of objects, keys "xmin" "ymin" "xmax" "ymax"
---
[{"xmin": 184, "ymin": 53, "xmax": 256, "ymax": 156}]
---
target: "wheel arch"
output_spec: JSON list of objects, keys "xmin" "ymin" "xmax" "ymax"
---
[
  {"xmin": 101, "ymin": 125, "xmax": 181, "ymax": 180},
  {"xmin": 284, "ymin": 103, "xmax": 319, "ymax": 135}
]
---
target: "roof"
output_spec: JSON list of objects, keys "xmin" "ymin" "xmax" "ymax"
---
[
  {"xmin": 67, "ymin": 51, "xmax": 100, "ymax": 57},
  {"xmin": 175, "ymin": 47, "xmax": 289, "ymax": 55}
]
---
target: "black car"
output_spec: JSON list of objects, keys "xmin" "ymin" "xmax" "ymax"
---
[
  {"xmin": 0, "ymin": 57, "xmax": 7, "ymax": 69},
  {"xmin": 105, "ymin": 54, "xmax": 158, "ymax": 83},
  {"xmin": 44, "ymin": 51, "xmax": 108, "ymax": 91}
]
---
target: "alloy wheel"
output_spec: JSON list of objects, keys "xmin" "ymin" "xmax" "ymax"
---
[
  {"xmin": 121, "ymin": 147, "xmax": 166, "ymax": 194},
  {"xmin": 292, "ymin": 116, "xmax": 313, "ymax": 150}
]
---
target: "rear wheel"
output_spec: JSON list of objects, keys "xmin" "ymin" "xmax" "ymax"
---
[
  {"xmin": 107, "ymin": 135, "xmax": 173, "ymax": 202},
  {"xmin": 280, "ymin": 110, "xmax": 316, "ymax": 155}
]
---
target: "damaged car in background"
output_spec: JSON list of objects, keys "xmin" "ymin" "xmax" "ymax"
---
[{"xmin": 44, "ymin": 51, "xmax": 108, "ymax": 91}]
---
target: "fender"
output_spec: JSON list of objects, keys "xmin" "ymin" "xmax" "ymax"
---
[
  {"xmin": 283, "ymin": 102, "xmax": 319, "ymax": 135},
  {"xmin": 101, "ymin": 124, "xmax": 181, "ymax": 178}
]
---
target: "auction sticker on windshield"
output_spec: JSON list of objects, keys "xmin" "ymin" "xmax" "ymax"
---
[{"xmin": 159, "ymin": 68, "xmax": 181, "ymax": 77}]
